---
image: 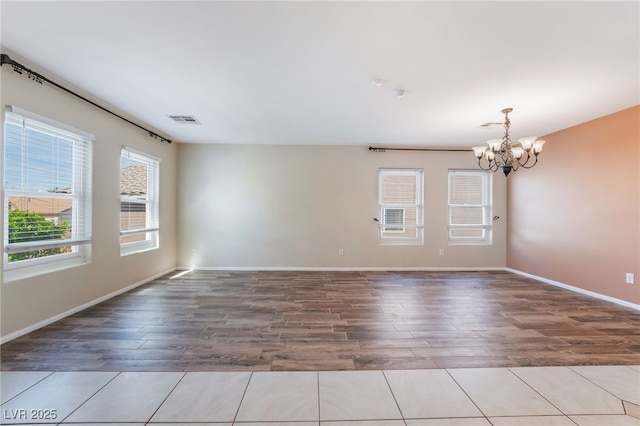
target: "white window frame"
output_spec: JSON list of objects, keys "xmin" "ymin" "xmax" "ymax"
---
[
  {"xmin": 447, "ymin": 169, "xmax": 493, "ymax": 245},
  {"xmin": 3, "ymin": 107, "xmax": 93, "ymax": 282},
  {"xmin": 378, "ymin": 168, "xmax": 424, "ymax": 245},
  {"xmin": 120, "ymin": 146, "xmax": 160, "ymax": 256}
]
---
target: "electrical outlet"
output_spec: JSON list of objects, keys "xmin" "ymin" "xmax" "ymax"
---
[
  {"xmin": 626, "ymin": 273, "xmax": 635, "ymax": 284},
  {"xmin": 338, "ymin": 248, "xmax": 344, "ymax": 256},
  {"xmin": 439, "ymin": 249, "xmax": 445, "ymax": 256},
  {"xmin": 192, "ymin": 248, "xmax": 198, "ymax": 257}
]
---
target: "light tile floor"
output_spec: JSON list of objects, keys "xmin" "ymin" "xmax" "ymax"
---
[{"xmin": 1, "ymin": 366, "xmax": 639, "ymax": 425}]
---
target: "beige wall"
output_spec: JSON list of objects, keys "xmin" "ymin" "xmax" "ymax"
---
[
  {"xmin": 0, "ymin": 52, "xmax": 178, "ymax": 339},
  {"xmin": 507, "ymin": 106, "xmax": 640, "ymax": 305},
  {"xmin": 177, "ymin": 144, "xmax": 507, "ymax": 269}
]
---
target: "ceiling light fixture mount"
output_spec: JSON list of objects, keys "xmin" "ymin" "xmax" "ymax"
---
[{"xmin": 472, "ymin": 108, "xmax": 545, "ymax": 176}]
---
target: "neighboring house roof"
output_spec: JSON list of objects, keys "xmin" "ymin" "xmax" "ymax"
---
[
  {"xmin": 120, "ymin": 164, "xmax": 147, "ymax": 197},
  {"xmin": 8, "ymin": 165, "xmax": 147, "ymax": 216},
  {"xmin": 8, "ymin": 196, "xmax": 72, "ymax": 217}
]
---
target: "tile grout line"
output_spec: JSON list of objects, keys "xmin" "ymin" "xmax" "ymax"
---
[
  {"xmin": 506, "ymin": 366, "xmax": 577, "ymax": 417},
  {"xmin": 567, "ymin": 365, "xmax": 632, "ymax": 413},
  {"xmin": 623, "ymin": 400, "xmax": 640, "ymax": 420},
  {"xmin": 316, "ymin": 370, "xmax": 321, "ymax": 424},
  {"xmin": 232, "ymin": 370, "xmax": 254, "ymax": 424},
  {"xmin": 485, "ymin": 414, "xmax": 580, "ymax": 425},
  {"xmin": 58, "ymin": 371, "xmax": 122, "ymax": 424},
  {"xmin": 145, "ymin": 371, "xmax": 188, "ymax": 423},
  {"xmin": 0, "ymin": 371, "xmax": 55, "ymax": 405},
  {"xmin": 381, "ymin": 369, "xmax": 407, "ymax": 423},
  {"xmin": 444, "ymin": 367, "xmax": 488, "ymax": 420}
]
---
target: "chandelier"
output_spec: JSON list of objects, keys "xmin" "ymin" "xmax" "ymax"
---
[{"xmin": 473, "ymin": 108, "xmax": 545, "ymax": 176}]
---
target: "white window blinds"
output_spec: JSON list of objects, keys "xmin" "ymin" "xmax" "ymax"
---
[
  {"xmin": 378, "ymin": 169, "xmax": 424, "ymax": 244},
  {"xmin": 120, "ymin": 147, "xmax": 160, "ymax": 255},
  {"xmin": 4, "ymin": 109, "xmax": 92, "ymax": 267},
  {"xmin": 448, "ymin": 170, "xmax": 492, "ymax": 245}
]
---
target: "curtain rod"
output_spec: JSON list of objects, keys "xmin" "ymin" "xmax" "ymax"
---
[
  {"xmin": 1, "ymin": 53, "xmax": 172, "ymax": 144},
  {"xmin": 368, "ymin": 146, "xmax": 469, "ymax": 152}
]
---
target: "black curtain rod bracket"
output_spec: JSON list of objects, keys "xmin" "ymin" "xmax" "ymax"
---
[{"xmin": 1, "ymin": 53, "xmax": 171, "ymax": 144}]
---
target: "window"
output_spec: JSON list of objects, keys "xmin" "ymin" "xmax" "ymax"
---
[
  {"xmin": 4, "ymin": 107, "xmax": 92, "ymax": 280},
  {"xmin": 378, "ymin": 169, "xmax": 423, "ymax": 244},
  {"xmin": 448, "ymin": 170, "xmax": 492, "ymax": 245},
  {"xmin": 120, "ymin": 147, "xmax": 159, "ymax": 255}
]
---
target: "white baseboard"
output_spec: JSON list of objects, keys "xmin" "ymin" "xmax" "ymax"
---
[
  {"xmin": 0, "ymin": 268, "xmax": 176, "ymax": 344},
  {"xmin": 178, "ymin": 266, "xmax": 506, "ymax": 272},
  {"xmin": 507, "ymin": 268, "xmax": 640, "ymax": 311}
]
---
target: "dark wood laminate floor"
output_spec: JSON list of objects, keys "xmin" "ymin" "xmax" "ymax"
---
[{"xmin": 2, "ymin": 270, "xmax": 639, "ymax": 371}]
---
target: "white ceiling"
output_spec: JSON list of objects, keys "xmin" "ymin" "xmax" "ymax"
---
[{"xmin": 1, "ymin": 1, "xmax": 638, "ymax": 147}]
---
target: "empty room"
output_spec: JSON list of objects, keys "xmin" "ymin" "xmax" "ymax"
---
[{"xmin": 1, "ymin": 1, "xmax": 639, "ymax": 425}]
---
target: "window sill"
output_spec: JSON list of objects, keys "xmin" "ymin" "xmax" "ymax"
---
[
  {"xmin": 120, "ymin": 243, "xmax": 159, "ymax": 257},
  {"xmin": 448, "ymin": 240, "xmax": 493, "ymax": 246},
  {"xmin": 3, "ymin": 255, "xmax": 89, "ymax": 283},
  {"xmin": 379, "ymin": 240, "xmax": 424, "ymax": 246}
]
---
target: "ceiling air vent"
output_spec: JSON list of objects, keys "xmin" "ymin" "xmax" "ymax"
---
[{"xmin": 168, "ymin": 115, "xmax": 201, "ymax": 124}]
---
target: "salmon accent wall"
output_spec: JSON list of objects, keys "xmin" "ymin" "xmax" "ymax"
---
[{"xmin": 507, "ymin": 106, "xmax": 640, "ymax": 305}]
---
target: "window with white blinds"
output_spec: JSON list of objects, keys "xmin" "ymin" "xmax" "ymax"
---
[
  {"xmin": 448, "ymin": 170, "xmax": 492, "ymax": 245},
  {"xmin": 4, "ymin": 108, "xmax": 92, "ymax": 278},
  {"xmin": 378, "ymin": 169, "xmax": 424, "ymax": 244},
  {"xmin": 120, "ymin": 147, "xmax": 160, "ymax": 255}
]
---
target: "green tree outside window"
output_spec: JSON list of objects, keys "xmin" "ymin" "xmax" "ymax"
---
[{"xmin": 8, "ymin": 209, "xmax": 70, "ymax": 262}]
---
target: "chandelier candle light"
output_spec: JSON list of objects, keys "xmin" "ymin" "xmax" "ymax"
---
[{"xmin": 473, "ymin": 108, "xmax": 545, "ymax": 176}]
